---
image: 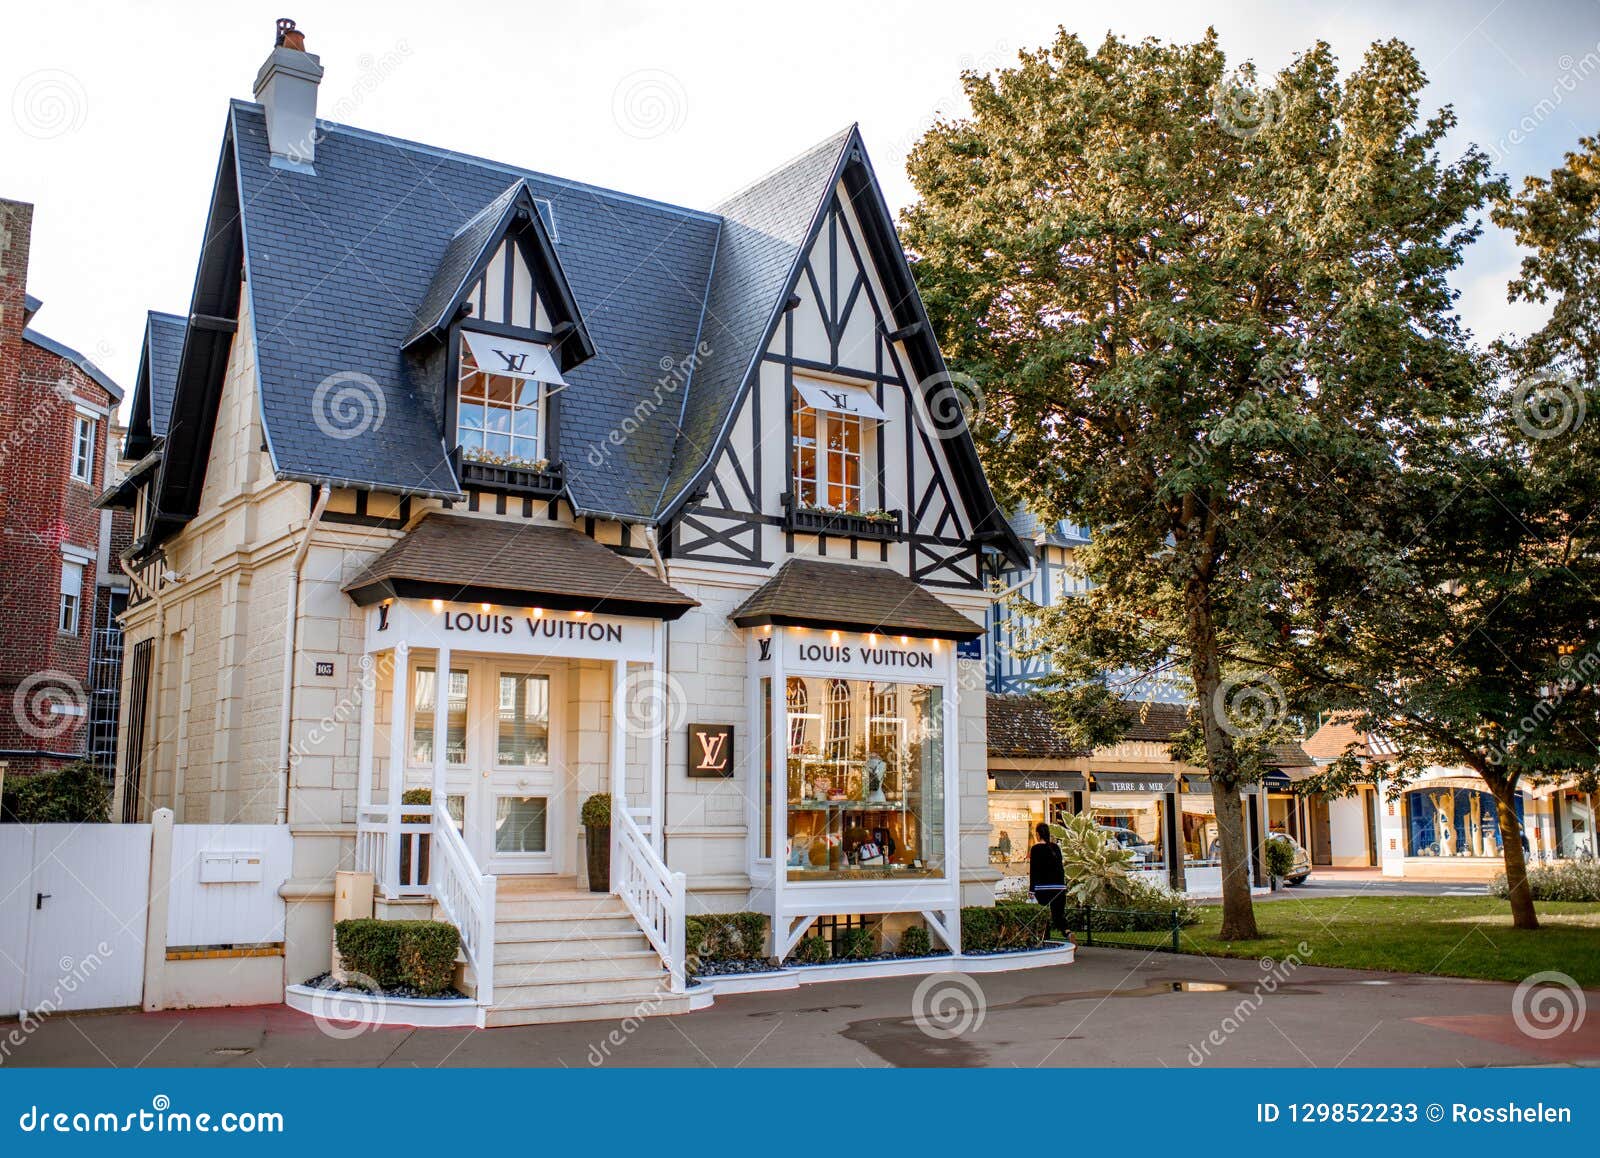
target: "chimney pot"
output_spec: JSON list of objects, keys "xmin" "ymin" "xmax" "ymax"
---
[{"xmin": 275, "ymin": 18, "xmax": 303, "ymax": 50}]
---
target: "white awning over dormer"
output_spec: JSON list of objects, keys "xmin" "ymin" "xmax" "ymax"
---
[
  {"xmin": 794, "ymin": 379, "xmax": 888, "ymax": 422},
  {"xmin": 460, "ymin": 329, "xmax": 568, "ymax": 387}
]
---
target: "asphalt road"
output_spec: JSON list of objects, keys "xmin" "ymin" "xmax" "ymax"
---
[{"xmin": 4, "ymin": 946, "xmax": 1594, "ymax": 1068}]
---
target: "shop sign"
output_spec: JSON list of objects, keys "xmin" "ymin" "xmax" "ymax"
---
[
  {"xmin": 372, "ymin": 600, "xmax": 647, "ymax": 661},
  {"xmin": 782, "ymin": 630, "xmax": 941, "ymax": 677},
  {"xmin": 992, "ymin": 772, "xmax": 1086, "ymax": 793},
  {"xmin": 1092, "ymin": 773, "xmax": 1174, "ymax": 793},
  {"xmin": 687, "ymin": 723, "xmax": 734, "ymax": 778}
]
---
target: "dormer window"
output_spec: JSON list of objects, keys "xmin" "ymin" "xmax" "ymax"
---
[
  {"xmin": 456, "ymin": 330, "xmax": 566, "ymax": 468},
  {"xmin": 791, "ymin": 379, "xmax": 886, "ymax": 513}
]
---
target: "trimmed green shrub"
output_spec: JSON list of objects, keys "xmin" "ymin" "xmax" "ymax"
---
[
  {"xmin": 581, "ymin": 793, "xmax": 611, "ymax": 828},
  {"xmin": 685, "ymin": 911, "xmax": 769, "ymax": 974},
  {"xmin": 1, "ymin": 762, "xmax": 110, "ymax": 823},
  {"xmin": 961, "ymin": 902, "xmax": 1050, "ymax": 952},
  {"xmin": 794, "ymin": 935, "xmax": 831, "ymax": 964},
  {"xmin": 400, "ymin": 787, "xmax": 432, "ymax": 823},
  {"xmin": 335, "ymin": 919, "xmax": 460, "ymax": 994},
  {"xmin": 1489, "ymin": 861, "xmax": 1600, "ymax": 902},
  {"xmin": 1265, "ymin": 838, "xmax": 1298, "ymax": 880},
  {"xmin": 1065, "ymin": 878, "xmax": 1200, "ymax": 932},
  {"xmin": 834, "ymin": 926, "xmax": 875, "ymax": 960},
  {"xmin": 898, "ymin": 924, "xmax": 933, "ymax": 957}
]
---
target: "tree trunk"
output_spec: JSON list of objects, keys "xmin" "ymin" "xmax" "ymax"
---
[
  {"xmin": 1184, "ymin": 580, "xmax": 1259, "ymax": 940},
  {"xmin": 1485, "ymin": 773, "xmax": 1539, "ymax": 931}
]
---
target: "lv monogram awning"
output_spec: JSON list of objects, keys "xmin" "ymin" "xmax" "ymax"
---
[
  {"xmin": 794, "ymin": 379, "xmax": 888, "ymax": 421},
  {"xmin": 460, "ymin": 329, "xmax": 568, "ymax": 387}
]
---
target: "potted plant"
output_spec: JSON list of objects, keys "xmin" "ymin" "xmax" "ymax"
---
[
  {"xmin": 1264, "ymin": 835, "xmax": 1297, "ymax": 892},
  {"xmin": 399, "ymin": 788, "xmax": 432, "ymax": 886},
  {"xmin": 581, "ymin": 792, "xmax": 612, "ymax": 893}
]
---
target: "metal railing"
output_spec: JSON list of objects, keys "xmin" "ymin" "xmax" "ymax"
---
[
  {"xmin": 1068, "ymin": 905, "xmax": 1189, "ymax": 954},
  {"xmin": 613, "ymin": 806, "xmax": 687, "ymax": 992}
]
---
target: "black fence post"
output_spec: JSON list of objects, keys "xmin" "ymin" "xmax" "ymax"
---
[
  {"xmin": 1170, "ymin": 908, "xmax": 1181, "ymax": 954},
  {"xmin": 1080, "ymin": 904, "xmax": 1092, "ymax": 947}
]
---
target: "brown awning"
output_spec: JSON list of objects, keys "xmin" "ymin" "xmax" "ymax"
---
[
  {"xmin": 343, "ymin": 513, "xmax": 698, "ymax": 620},
  {"xmin": 730, "ymin": 558, "xmax": 983, "ymax": 641}
]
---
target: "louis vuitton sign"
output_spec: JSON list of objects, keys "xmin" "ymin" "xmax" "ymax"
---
[{"xmin": 688, "ymin": 723, "xmax": 734, "ymax": 778}]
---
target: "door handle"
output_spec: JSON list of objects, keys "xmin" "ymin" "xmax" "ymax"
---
[{"xmin": 35, "ymin": 893, "xmax": 51, "ymax": 910}]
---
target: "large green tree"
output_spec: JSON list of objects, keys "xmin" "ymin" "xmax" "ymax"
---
[{"xmin": 903, "ymin": 29, "xmax": 1497, "ymax": 937}]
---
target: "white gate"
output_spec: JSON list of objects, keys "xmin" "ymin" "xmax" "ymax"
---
[{"xmin": 0, "ymin": 824, "xmax": 151, "ymax": 1017}]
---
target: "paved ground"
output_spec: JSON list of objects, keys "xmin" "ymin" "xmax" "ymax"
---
[
  {"xmin": 5, "ymin": 947, "xmax": 1596, "ymax": 1068},
  {"xmin": 1257, "ymin": 869, "xmax": 1490, "ymax": 900}
]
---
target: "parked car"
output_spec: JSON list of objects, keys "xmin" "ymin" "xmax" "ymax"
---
[
  {"xmin": 1098, "ymin": 824, "xmax": 1159, "ymax": 864},
  {"xmin": 1267, "ymin": 832, "xmax": 1312, "ymax": 885}
]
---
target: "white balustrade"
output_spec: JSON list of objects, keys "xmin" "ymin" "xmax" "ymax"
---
[
  {"xmin": 428, "ymin": 802, "xmax": 497, "ymax": 1007},
  {"xmin": 613, "ymin": 805, "xmax": 687, "ymax": 993}
]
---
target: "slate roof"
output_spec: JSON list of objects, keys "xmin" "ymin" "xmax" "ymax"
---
[
  {"xmin": 730, "ymin": 558, "xmax": 984, "ymax": 640},
  {"xmin": 230, "ymin": 100, "xmax": 724, "ymax": 513},
  {"xmin": 343, "ymin": 512, "xmax": 698, "ymax": 619},
  {"xmin": 145, "ymin": 311, "xmax": 186, "ymax": 438},
  {"xmin": 21, "ymin": 327, "xmax": 123, "ymax": 401}
]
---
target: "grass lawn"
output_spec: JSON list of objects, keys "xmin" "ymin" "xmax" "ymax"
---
[{"xmin": 1087, "ymin": 896, "xmax": 1600, "ymax": 987}]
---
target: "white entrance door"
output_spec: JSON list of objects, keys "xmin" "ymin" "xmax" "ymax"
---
[
  {"xmin": 14, "ymin": 825, "xmax": 150, "ymax": 1014},
  {"xmin": 476, "ymin": 664, "xmax": 561, "ymax": 874}
]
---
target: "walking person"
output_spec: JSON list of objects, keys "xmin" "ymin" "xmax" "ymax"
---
[{"xmin": 1029, "ymin": 822, "xmax": 1071, "ymax": 940}]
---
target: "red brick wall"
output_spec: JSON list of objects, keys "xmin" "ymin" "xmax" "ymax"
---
[{"xmin": 0, "ymin": 198, "xmax": 119, "ymax": 774}]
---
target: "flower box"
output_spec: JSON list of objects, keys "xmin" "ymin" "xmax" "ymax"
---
[
  {"xmin": 784, "ymin": 501, "xmax": 903, "ymax": 541},
  {"xmin": 452, "ymin": 448, "xmax": 566, "ymax": 498}
]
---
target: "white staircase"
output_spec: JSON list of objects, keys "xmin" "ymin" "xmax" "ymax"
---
[{"xmin": 479, "ymin": 876, "xmax": 693, "ymax": 1027}]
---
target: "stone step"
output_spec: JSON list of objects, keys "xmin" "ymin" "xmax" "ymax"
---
[
  {"xmin": 493, "ymin": 952, "xmax": 663, "ymax": 986},
  {"xmin": 494, "ymin": 913, "xmax": 642, "ymax": 940},
  {"xmin": 496, "ymin": 874, "xmax": 582, "ymax": 896},
  {"xmin": 483, "ymin": 989, "xmax": 694, "ymax": 1027},
  {"xmin": 494, "ymin": 894, "xmax": 630, "ymax": 919},
  {"xmin": 490, "ymin": 974, "xmax": 677, "ymax": 1012},
  {"xmin": 494, "ymin": 932, "xmax": 652, "ymax": 965}
]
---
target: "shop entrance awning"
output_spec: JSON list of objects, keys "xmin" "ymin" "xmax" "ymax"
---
[
  {"xmin": 1091, "ymin": 772, "xmax": 1175, "ymax": 793},
  {"xmin": 730, "ymin": 558, "xmax": 984, "ymax": 641},
  {"xmin": 794, "ymin": 380, "xmax": 888, "ymax": 421},
  {"xmin": 992, "ymin": 771, "xmax": 1087, "ymax": 793},
  {"xmin": 343, "ymin": 512, "xmax": 698, "ymax": 619}
]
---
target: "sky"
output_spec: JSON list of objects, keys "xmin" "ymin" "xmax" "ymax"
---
[{"xmin": 4, "ymin": 0, "xmax": 1599, "ymax": 417}]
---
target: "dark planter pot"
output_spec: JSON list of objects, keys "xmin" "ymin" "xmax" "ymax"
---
[
  {"xmin": 399, "ymin": 827, "xmax": 431, "ymax": 887},
  {"xmin": 586, "ymin": 825, "xmax": 611, "ymax": 892}
]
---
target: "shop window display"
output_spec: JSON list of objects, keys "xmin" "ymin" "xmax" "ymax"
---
[
  {"xmin": 1181, "ymin": 793, "xmax": 1219, "ymax": 865},
  {"xmin": 1090, "ymin": 794, "xmax": 1165, "ymax": 871},
  {"xmin": 784, "ymin": 676, "xmax": 944, "ymax": 881},
  {"xmin": 1404, "ymin": 787, "xmax": 1522, "ymax": 858}
]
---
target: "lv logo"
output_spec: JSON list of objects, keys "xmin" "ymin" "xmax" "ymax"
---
[
  {"xmin": 688, "ymin": 723, "xmax": 734, "ymax": 777},
  {"xmin": 494, "ymin": 348, "xmax": 531, "ymax": 374}
]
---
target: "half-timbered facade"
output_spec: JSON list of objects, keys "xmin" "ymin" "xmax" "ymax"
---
[{"xmin": 103, "ymin": 22, "xmax": 1040, "ymax": 1025}]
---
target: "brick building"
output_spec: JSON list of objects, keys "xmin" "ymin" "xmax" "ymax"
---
[{"xmin": 0, "ymin": 198, "xmax": 127, "ymax": 780}]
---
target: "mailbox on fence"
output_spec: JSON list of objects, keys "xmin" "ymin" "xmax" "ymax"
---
[{"xmin": 198, "ymin": 852, "xmax": 265, "ymax": 883}]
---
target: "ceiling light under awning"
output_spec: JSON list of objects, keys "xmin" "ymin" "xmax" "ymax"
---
[
  {"xmin": 460, "ymin": 329, "xmax": 568, "ymax": 387},
  {"xmin": 794, "ymin": 379, "xmax": 888, "ymax": 421}
]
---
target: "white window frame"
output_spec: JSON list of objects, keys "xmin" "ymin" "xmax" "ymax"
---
[
  {"xmin": 70, "ymin": 411, "xmax": 96, "ymax": 483},
  {"xmin": 59, "ymin": 558, "xmax": 85, "ymax": 635},
  {"xmin": 455, "ymin": 342, "xmax": 546, "ymax": 467},
  {"xmin": 792, "ymin": 394, "xmax": 868, "ymax": 513}
]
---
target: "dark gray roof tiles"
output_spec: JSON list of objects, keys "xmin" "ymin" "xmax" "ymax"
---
[
  {"xmin": 405, "ymin": 179, "xmax": 522, "ymax": 346},
  {"xmin": 145, "ymin": 311, "xmax": 186, "ymax": 437}
]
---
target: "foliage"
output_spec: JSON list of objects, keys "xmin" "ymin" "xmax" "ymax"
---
[
  {"xmin": 903, "ymin": 28, "xmax": 1500, "ymax": 940},
  {"xmin": 1068, "ymin": 878, "xmax": 1200, "ymax": 932},
  {"xmin": 897, "ymin": 924, "xmax": 933, "ymax": 957},
  {"xmin": 1, "ymin": 762, "xmax": 111, "ymax": 823},
  {"xmin": 334, "ymin": 919, "xmax": 461, "ymax": 994},
  {"xmin": 961, "ymin": 902, "xmax": 1051, "ymax": 952},
  {"xmin": 1264, "ymin": 837, "xmax": 1299, "ymax": 880},
  {"xmin": 685, "ymin": 911, "xmax": 768, "ymax": 973},
  {"xmin": 580, "ymin": 793, "xmax": 611, "ymax": 828},
  {"xmin": 1489, "ymin": 861, "xmax": 1600, "ymax": 903},
  {"xmin": 1054, "ymin": 812, "xmax": 1136, "ymax": 907},
  {"xmin": 400, "ymin": 787, "xmax": 431, "ymax": 824},
  {"xmin": 1493, "ymin": 135, "xmax": 1600, "ymax": 383},
  {"xmin": 793, "ymin": 935, "xmax": 831, "ymax": 964},
  {"xmin": 833, "ymin": 926, "xmax": 876, "ymax": 960}
]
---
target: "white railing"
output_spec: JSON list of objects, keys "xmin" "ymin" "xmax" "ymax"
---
[
  {"xmin": 355, "ymin": 803, "xmax": 431, "ymax": 897},
  {"xmin": 428, "ymin": 803, "xmax": 498, "ymax": 1007},
  {"xmin": 613, "ymin": 806, "xmax": 687, "ymax": 992}
]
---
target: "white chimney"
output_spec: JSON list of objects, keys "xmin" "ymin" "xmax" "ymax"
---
[{"xmin": 252, "ymin": 18, "xmax": 324, "ymax": 170}]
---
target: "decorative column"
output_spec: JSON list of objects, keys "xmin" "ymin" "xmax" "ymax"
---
[
  {"xmin": 431, "ymin": 643, "xmax": 450, "ymax": 814},
  {"xmin": 649, "ymin": 621, "xmax": 665, "ymax": 855},
  {"xmin": 384, "ymin": 642, "xmax": 410, "ymax": 896}
]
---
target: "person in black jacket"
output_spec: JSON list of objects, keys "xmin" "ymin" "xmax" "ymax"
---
[{"xmin": 1029, "ymin": 822, "xmax": 1070, "ymax": 940}]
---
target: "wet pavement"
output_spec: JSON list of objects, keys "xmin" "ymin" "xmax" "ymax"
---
[{"xmin": 4, "ymin": 947, "xmax": 1596, "ymax": 1068}]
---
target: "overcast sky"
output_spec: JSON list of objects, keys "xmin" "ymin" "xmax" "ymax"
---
[{"xmin": 5, "ymin": 0, "xmax": 1599, "ymax": 415}]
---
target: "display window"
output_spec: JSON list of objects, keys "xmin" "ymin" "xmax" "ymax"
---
[
  {"xmin": 1181, "ymin": 793, "xmax": 1219, "ymax": 865},
  {"xmin": 783, "ymin": 676, "xmax": 945, "ymax": 881},
  {"xmin": 1090, "ymin": 793, "xmax": 1165, "ymax": 871},
  {"xmin": 989, "ymin": 797, "xmax": 1041, "ymax": 874},
  {"xmin": 1404, "ymin": 786, "xmax": 1522, "ymax": 858}
]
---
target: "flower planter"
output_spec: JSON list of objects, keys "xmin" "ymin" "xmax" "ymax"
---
[
  {"xmin": 783, "ymin": 503, "xmax": 903, "ymax": 541},
  {"xmin": 452, "ymin": 450, "xmax": 566, "ymax": 499},
  {"xmin": 586, "ymin": 824, "xmax": 610, "ymax": 892}
]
